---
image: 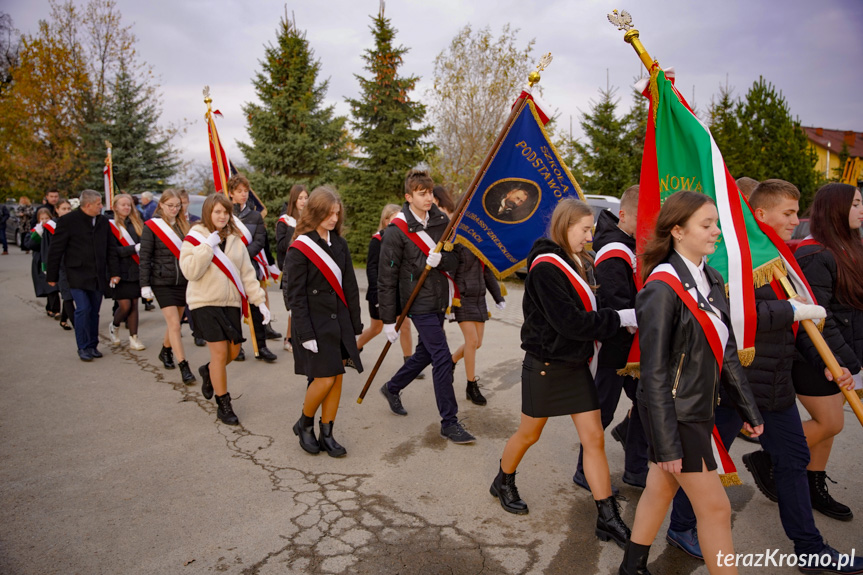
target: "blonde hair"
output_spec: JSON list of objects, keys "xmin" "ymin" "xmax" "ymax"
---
[
  {"xmin": 378, "ymin": 204, "xmax": 401, "ymax": 233},
  {"xmin": 548, "ymin": 198, "xmax": 595, "ymax": 282},
  {"xmin": 112, "ymin": 193, "xmax": 144, "ymax": 236},
  {"xmin": 154, "ymin": 189, "xmax": 190, "ymax": 234}
]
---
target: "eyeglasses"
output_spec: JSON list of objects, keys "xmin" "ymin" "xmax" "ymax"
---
[{"xmin": 163, "ymin": 203, "xmax": 182, "ymax": 209}]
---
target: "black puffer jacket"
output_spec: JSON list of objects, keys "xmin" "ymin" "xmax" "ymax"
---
[
  {"xmin": 452, "ymin": 245, "xmax": 504, "ymax": 322},
  {"xmin": 234, "ymin": 203, "xmax": 267, "ymax": 281},
  {"xmin": 794, "ymin": 244, "xmax": 863, "ymax": 375},
  {"xmin": 109, "ymin": 223, "xmax": 141, "ymax": 283},
  {"xmin": 378, "ymin": 204, "xmax": 458, "ymax": 323},
  {"xmin": 636, "ymin": 252, "xmax": 763, "ymax": 463},
  {"xmin": 366, "ymin": 232, "xmax": 383, "ymax": 305},
  {"xmin": 743, "ymin": 283, "xmax": 796, "ymax": 412},
  {"xmin": 593, "ymin": 210, "xmax": 637, "ymax": 369},
  {"xmin": 521, "ymin": 238, "xmax": 620, "ymax": 364},
  {"xmin": 139, "ymin": 220, "xmax": 187, "ymax": 288}
]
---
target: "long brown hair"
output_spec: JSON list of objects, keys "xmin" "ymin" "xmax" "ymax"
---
[
  {"xmin": 548, "ymin": 198, "xmax": 595, "ymax": 282},
  {"xmin": 292, "ymin": 187, "xmax": 344, "ymax": 241},
  {"xmin": 640, "ymin": 191, "xmax": 713, "ymax": 283},
  {"xmin": 200, "ymin": 193, "xmax": 241, "ymax": 239},
  {"xmin": 112, "ymin": 193, "xmax": 144, "ymax": 236},
  {"xmin": 287, "ymin": 184, "xmax": 308, "ymax": 219},
  {"xmin": 809, "ymin": 183, "xmax": 863, "ymax": 309},
  {"xmin": 154, "ymin": 189, "xmax": 191, "ymax": 234}
]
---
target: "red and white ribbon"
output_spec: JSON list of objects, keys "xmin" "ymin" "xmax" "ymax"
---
[
  {"xmin": 290, "ymin": 234, "xmax": 347, "ymax": 307},
  {"xmin": 233, "ymin": 215, "xmax": 277, "ymax": 281},
  {"xmin": 43, "ymin": 220, "xmax": 56, "ymax": 235},
  {"xmin": 110, "ymin": 219, "xmax": 140, "ymax": 264},
  {"xmin": 184, "ymin": 230, "xmax": 249, "ymax": 317},
  {"xmin": 391, "ymin": 212, "xmax": 460, "ymax": 310},
  {"xmin": 146, "ymin": 218, "xmax": 183, "ymax": 259},
  {"xmin": 278, "ymin": 214, "xmax": 297, "ymax": 228}
]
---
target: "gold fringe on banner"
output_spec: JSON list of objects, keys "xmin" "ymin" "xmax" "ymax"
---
[
  {"xmin": 738, "ymin": 347, "xmax": 756, "ymax": 367},
  {"xmin": 500, "ymin": 282, "xmax": 508, "ymax": 297},
  {"xmin": 720, "ymin": 472, "xmax": 743, "ymax": 487},
  {"xmin": 617, "ymin": 363, "xmax": 641, "ymax": 379}
]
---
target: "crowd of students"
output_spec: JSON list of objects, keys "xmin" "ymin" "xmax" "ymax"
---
[{"xmin": 19, "ymin": 168, "xmax": 863, "ymax": 575}]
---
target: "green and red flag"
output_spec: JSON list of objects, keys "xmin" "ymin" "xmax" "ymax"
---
[{"xmin": 635, "ymin": 67, "xmax": 815, "ymax": 365}]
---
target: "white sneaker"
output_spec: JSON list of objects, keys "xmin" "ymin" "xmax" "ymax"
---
[
  {"xmin": 128, "ymin": 335, "xmax": 146, "ymax": 351},
  {"xmin": 283, "ymin": 338, "xmax": 292, "ymax": 352},
  {"xmin": 109, "ymin": 323, "xmax": 121, "ymax": 345}
]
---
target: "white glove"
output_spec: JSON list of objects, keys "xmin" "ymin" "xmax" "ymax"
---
[
  {"xmin": 302, "ymin": 339, "xmax": 318, "ymax": 354},
  {"xmin": 204, "ymin": 231, "xmax": 221, "ymax": 248},
  {"xmin": 789, "ymin": 300, "xmax": 826, "ymax": 324},
  {"xmin": 141, "ymin": 286, "xmax": 155, "ymax": 300},
  {"xmin": 853, "ymin": 371, "xmax": 863, "ymax": 390},
  {"xmin": 617, "ymin": 308, "xmax": 637, "ymax": 328},
  {"xmin": 134, "ymin": 243, "xmax": 141, "ymax": 254},
  {"xmin": 426, "ymin": 252, "xmax": 442, "ymax": 268},
  {"xmin": 496, "ymin": 301, "xmax": 506, "ymax": 310},
  {"xmin": 259, "ymin": 302, "xmax": 271, "ymax": 325},
  {"xmin": 383, "ymin": 323, "xmax": 399, "ymax": 343}
]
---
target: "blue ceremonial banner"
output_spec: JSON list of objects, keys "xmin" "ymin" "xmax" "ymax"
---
[{"xmin": 451, "ymin": 100, "xmax": 585, "ymax": 278}]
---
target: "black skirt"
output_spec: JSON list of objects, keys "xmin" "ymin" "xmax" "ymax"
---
[
  {"xmin": 190, "ymin": 306, "xmax": 245, "ymax": 344},
  {"xmin": 640, "ymin": 402, "xmax": 717, "ymax": 473},
  {"xmin": 110, "ymin": 280, "xmax": 140, "ymax": 301},
  {"xmin": 792, "ymin": 359, "xmax": 841, "ymax": 397},
  {"xmin": 521, "ymin": 353, "xmax": 599, "ymax": 417},
  {"xmin": 453, "ymin": 294, "xmax": 489, "ymax": 323},
  {"xmin": 152, "ymin": 285, "xmax": 186, "ymax": 308}
]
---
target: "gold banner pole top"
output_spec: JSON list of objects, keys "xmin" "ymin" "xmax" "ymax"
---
[
  {"xmin": 528, "ymin": 52, "xmax": 553, "ymax": 87},
  {"xmin": 203, "ymin": 85, "xmax": 213, "ymax": 115},
  {"xmin": 608, "ymin": 10, "xmax": 657, "ymax": 73}
]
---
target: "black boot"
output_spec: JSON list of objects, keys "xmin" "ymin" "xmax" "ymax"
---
[
  {"xmin": 596, "ymin": 496, "xmax": 630, "ymax": 549},
  {"xmin": 255, "ymin": 346, "xmax": 277, "ymax": 362},
  {"xmin": 619, "ymin": 541, "xmax": 652, "ymax": 575},
  {"xmin": 319, "ymin": 419, "xmax": 347, "ymax": 458},
  {"xmin": 466, "ymin": 378, "xmax": 487, "ymax": 406},
  {"xmin": 808, "ymin": 470, "xmax": 853, "ymax": 521},
  {"xmin": 293, "ymin": 413, "xmax": 320, "ymax": 454},
  {"xmin": 158, "ymin": 345, "xmax": 175, "ymax": 369},
  {"xmin": 178, "ymin": 360, "xmax": 196, "ymax": 384},
  {"xmin": 611, "ymin": 416, "xmax": 629, "ymax": 446},
  {"xmin": 235, "ymin": 346, "xmax": 245, "ymax": 361},
  {"xmin": 264, "ymin": 323, "xmax": 282, "ymax": 340},
  {"xmin": 199, "ymin": 363, "xmax": 213, "ymax": 400},
  {"xmin": 489, "ymin": 464, "xmax": 529, "ymax": 515},
  {"xmin": 215, "ymin": 393, "xmax": 239, "ymax": 425}
]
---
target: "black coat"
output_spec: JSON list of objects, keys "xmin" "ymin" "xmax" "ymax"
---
[
  {"xmin": 109, "ymin": 224, "xmax": 141, "ymax": 283},
  {"xmin": 452, "ymin": 245, "xmax": 504, "ymax": 322},
  {"xmin": 794, "ymin": 244, "xmax": 863, "ymax": 376},
  {"xmin": 25, "ymin": 229, "xmax": 54, "ymax": 297},
  {"xmin": 31, "ymin": 203, "xmax": 57, "ymax": 227},
  {"xmin": 285, "ymin": 231, "xmax": 364, "ymax": 378},
  {"xmin": 520, "ymin": 238, "xmax": 620, "ymax": 364},
  {"xmin": 635, "ymin": 252, "xmax": 763, "ymax": 463},
  {"xmin": 45, "ymin": 209, "xmax": 119, "ymax": 293},
  {"xmin": 377, "ymin": 203, "xmax": 458, "ymax": 323},
  {"xmin": 139, "ymin": 221, "xmax": 187, "ymax": 288},
  {"xmin": 234, "ymin": 203, "xmax": 266, "ymax": 280},
  {"xmin": 276, "ymin": 218, "xmax": 295, "ymax": 289},
  {"xmin": 365, "ymin": 232, "xmax": 382, "ymax": 305},
  {"xmin": 593, "ymin": 210, "xmax": 637, "ymax": 369}
]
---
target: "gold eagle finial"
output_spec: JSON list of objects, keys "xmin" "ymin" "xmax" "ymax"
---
[{"xmin": 607, "ymin": 9, "xmax": 633, "ymax": 31}]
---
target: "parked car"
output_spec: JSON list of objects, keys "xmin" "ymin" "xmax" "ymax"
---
[
  {"xmin": 4, "ymin": 201, "xmax": 22, "ymax": 247},
  {"xmin": 132, "ymin": 192, "xmax": 206, "ymax": 223}
]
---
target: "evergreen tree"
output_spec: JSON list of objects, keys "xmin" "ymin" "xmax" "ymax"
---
[
  {"xmin": 621, "ymin": 83, "xmax": 649, "ymax": 189},
  {"xmin": 341, "ymin": 7, "xmax": 433, "ymax": 259},
  {"xmin": 84, "ymin": 64, "xmax": 179, "ymax": 192},
  {"xmin": 707, "ymin": 84, "xmax": 745, "ymax": 177},
  {"xmin": 573, "ymin": 86, "xmax": 635, "ymax": 197},
  {"xmin": 239, "ymin": 15, "xmax": 349, "ymax": 203}
]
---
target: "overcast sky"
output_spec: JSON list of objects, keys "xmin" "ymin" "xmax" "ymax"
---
[{"xmin": 5, "ymin": 0, "xmax": 862, "ymax": 182}]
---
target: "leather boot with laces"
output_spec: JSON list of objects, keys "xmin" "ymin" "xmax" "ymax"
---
[
  {"xmin": 215, "ymin": 393, "xmax": 239, "ymax": 425},
  {"xmin": 596, "ymin": 496, "xmax": 631, "ymax": 549},
  {"xmin": 489, "ymin": 464, "xmax": 528, "ymax": 515},
  {"xmin": 466, "ymin": 378, "xmax": 487, "ymax": 406},
  {"xmin": 808, "ymin": 470, "xmax": 853, "ymax": 521},
  {"xmin": 619, "ymin": 541, "xmax": 652, "ymax": 575},
  {"xmin": 158, "ymin": 345, "xmax": 175, "ymax": 369},
  {"xmin": 178, "ymin": 360, "xmax": 196, "ymax": 385},
  {"xmin": 318, "ymin": 419, "xmax": 347, "ymax": 458}
]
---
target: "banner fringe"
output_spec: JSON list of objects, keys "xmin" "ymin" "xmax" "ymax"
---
[
  {"xmin": 617, "ymin": 363, "xmax": 641, "ymax": 379},
  {"xmin": 720, "ymin": 472, "xmax": 743, "ymax": 487},
  {"xmin": 738, "ymin": 347, "xmax": 755, "ymax": 367}
]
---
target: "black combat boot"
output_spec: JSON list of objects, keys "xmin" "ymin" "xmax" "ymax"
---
[
  {"xmin": 158, "ymin": 345, "xmax": 175, "ymax": 369},
  {"xmin": 215, "ymin": 393, "xmax": 239, "ymax": 425},
  {"xmin": 199, "ymin": 363, "xmax": 213, "ymax": 399},
  {"xmin": 178, "ymin": 360, "xmax": 196, "ymax": 385},
  {"xmin": 466, "ymin": 378, "xmax": 487, "ymax": 405},
  {"xmin": 808, "ymin": 470, "xmax": 853, "ymax": 521},
  {"xmin": 318, "ymin": 419, "xmax": 347, "ymax": 458},
  {"xmin": 596, "ymin": 496, "xmax": 630, "ymax": 549},
  {"xmin": 293, "ymin": 413, "xmax": 320, "ymax": 455},
  {"xmin": 489, "ymin": 464, "xmax": 529, "ymax": 515},
  {"xmin": 619, "ymin": 541, "xmax": 652, "ymax": 575}
]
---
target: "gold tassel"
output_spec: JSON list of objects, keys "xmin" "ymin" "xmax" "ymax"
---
[
  {"xmin": 500, "ymin": 283, "xmax": 508, "ymax": 297},
  {"xmin": 738, "ymin": 347, "xmax": 755, "ymax": 367},
  {"xmin": 452, "ymin": 297, "xmax": 461, "ymax": 308},
  {"xmin": 617, "ymin": 363, "xmax": 641, "ymax": 380},
  {"xmin": 443, "ymin": 242, "xmax": 454, "ymax": 252},
  {"xmin": 720, "ymin": 472, "xmax": 743, "ymax": 487},
  {"xmin": 488, "ymin": 311, "xmax": 492, "ymax": 319}
]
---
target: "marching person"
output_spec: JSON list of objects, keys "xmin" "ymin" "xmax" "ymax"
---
[
  {"xmin": 180, "ymin": 194, "xmax": 270, "ymax": 426},
  {"xmin": 0, "ymin": 201, "xmax": 9, "ymax": 255},
  {"xmin": 491, "ymin": 199, "xmax": 633, "ymax": 550},
  {"xmin": 573, "ymin": 185, "xmax": 649, "ymax": 492},
  {"xmin": 619, "ymin": 191, "xmax": 764, "ymax": 575},
  {"xmin": 51, "ymin": 199, "xmax": 76, "ymax": 330},
  {"xmin": 31, "ymin": 188, "xmax": 60, "ymax": 227},
  {"xmin": 354, "ymin": 204, "xmax": 416, "ymax": 367},
  {"xmin": 25, "ymin": 207, "xmax": 58, "ymax": 316},
  {"xmin": 16, "ymin": 197, "xmax": 33, "ymax": 253},
  {"xmin": 378, "ymin": 168, "xmax": 472, "ymax": 444},
  {"xmin": 228, "ymin": 174, "xmax": 278, "ymax": 362},
  {"xmin": 285, "ymin": 187, "xmax": 363, "ymax": 457},
  {"xmin": 792, "ymin": 182, "xmax": 863, "ymax": 522},
  {"xmin": 139, "ymin": 189, "xmax": 196, "ymax": 384},
  {"xmin": 276, "ymin": 184, "xmax": 308, "ymax": 352},
  {"xmin": 108, "ymin": 194, "xmax": 146, "ymax": 351},
  {"xmin": 46, "ymin": 190, "xmax": 120, "ymax": 362}
]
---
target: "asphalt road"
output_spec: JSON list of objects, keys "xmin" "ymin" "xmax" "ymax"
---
[{"xmin": 1, "ymin": 249, "xmax": 860, "ymax": 574}]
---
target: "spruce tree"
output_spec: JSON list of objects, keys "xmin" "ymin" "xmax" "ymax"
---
[
  {"xmin": 622, "ymin": 84, "xmax": 649, "ymax": 189},
  {"xmin": 341, "ymin": 7, "xmax": 432, "ymax": 259},
  {"xmin": 707, "ymin": 84, "xmax": 744, "ymax": 178},
  {"xmin": 239, "ymin": 15, "xmax": 348, "ymax": 202}
]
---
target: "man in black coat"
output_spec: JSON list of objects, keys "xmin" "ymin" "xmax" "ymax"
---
[
  {"xmin": 31, "ymin": 188, "xmax": 60, "ymax": 227},
  {"xmin": 0, "ymin": 202, "xmax": 9, "ymax": 254},
  {"xmin": 46, "ymin": 189, "xmax": 120, "ymax": 362}
]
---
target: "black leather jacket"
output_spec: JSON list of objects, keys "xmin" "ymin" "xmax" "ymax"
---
[{"xmin": 636, "ymin": 252, "xmax": 763, "ymax": 463}]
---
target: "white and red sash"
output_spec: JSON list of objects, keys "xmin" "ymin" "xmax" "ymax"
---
[
  {"xmin": 184, "ymin": 230, "xmax": 249, "ymax": 317},
  {"xmin": 109, "ymin": 219, "xmax": 140, "ymax": 264},
  {"xmin": 278, "ymin": 214, "xmax": 297, "ymax": 228},
  {"xmin": 530, "ymin": 253, "xmax": 601, "ymax": 377},
  {"xmin": 290, "ymin": 234, "xmax": 348, "ymax": 307},
  {"xmin": 145, "ymin": 218, "xmax": 183, "ymax": 259},
  {"xmin": 594, "ymin": 242, "xmax": 637, "ymax": 277},
  {"xmin": 372, "ymin": 232, "xmax": 382, "ymax": 242},
  {"xmin": 233, "ymin": 215, "xmax": 278, "ymax": 281},
  {"xmin": 43, "ymin": 220, "xmax": 56, "ymax": 235},
  {"xmin": 646, "ymin": 263, "xmax": 730, "ymax": 374},
  {"xmin": 391, "ymin": 212, "xmax": 460, "ymax": 309}
]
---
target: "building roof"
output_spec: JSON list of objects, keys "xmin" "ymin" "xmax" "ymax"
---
[{"xmin": 802, "ymin": 127, "xmax": 863, "ymax": 158}]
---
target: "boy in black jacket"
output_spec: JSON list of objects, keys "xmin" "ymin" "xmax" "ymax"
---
[{"xmin": 378, "ymin": 168, "xmax": 474, "ymax": 444}]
